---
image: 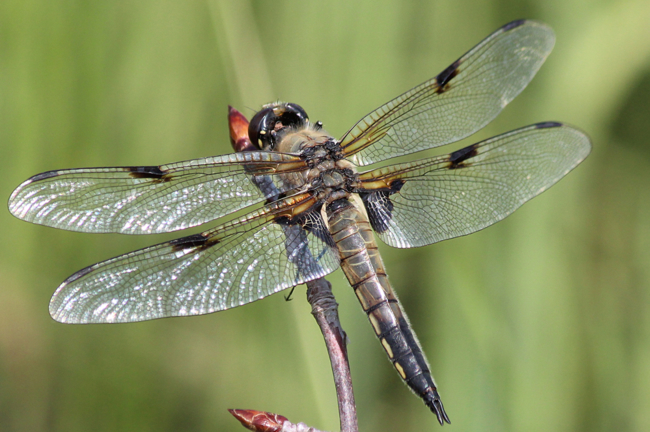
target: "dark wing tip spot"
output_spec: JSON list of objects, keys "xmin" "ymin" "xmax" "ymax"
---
[
  {"xmin": 62, "ymin": 263, "xmax": 96, "ymax": 285},
  {"xmin": 502, "ymin": 19, "xmax": 527, "ymax": 31},
  {"xmin": 448, "ymin": 143, "xmax": 479, "ymax": 169},
  {"xmin": 30, "ymin": 170, "xmax": 60, "ymax": 182},
  {"xmin": 128, "ymin": 166, "xmax": 171, "ymax": 182},
  {"xmin": 535, "ymin": 121, "xmax": 563, "ymax": 129}
]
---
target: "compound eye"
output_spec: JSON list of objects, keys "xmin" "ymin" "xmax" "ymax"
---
[
  {"xmin": 248, "ymin": 103, "xmax": 311, "ymax": 150},
  {"xmin": 248, "ymin": 107, "xmax": 275, "ymax": 150},
  {"xmin": 280, "ymin": 103, "xmax": 309, "ymax": 128}
]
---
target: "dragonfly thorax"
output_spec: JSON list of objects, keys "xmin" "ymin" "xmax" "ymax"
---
[{"xmin": 275, "ymin": 126, "xmax": 360, "ymax": 204}]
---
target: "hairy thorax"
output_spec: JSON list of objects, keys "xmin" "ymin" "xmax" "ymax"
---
[{"xmin": 276, "ymin": 126, "xmax": 360, "ymax": 205}]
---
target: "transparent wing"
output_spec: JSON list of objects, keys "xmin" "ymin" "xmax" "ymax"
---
[
  {"xmin": 49, "ymin": 193, "xmax": 340, "ymax": 323},
  {"xmin": 340, "ymin": 20, "xmax": 555, "ymax": 166},
  {"xmin": 8, "ymin": 151, "xmax": 307, "ymax": 234},
  {"xmin": 357, "ymin": 123, "xmax": 591, "ymax": 248}
]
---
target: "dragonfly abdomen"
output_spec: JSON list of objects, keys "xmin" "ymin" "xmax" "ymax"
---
[{"xmin": 327, "ymin": 197, "xmax": 450, "ymax": 425}]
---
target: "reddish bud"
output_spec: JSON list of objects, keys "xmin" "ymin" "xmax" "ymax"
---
[
  {"xmin": 228, "ymin": 106, "xmax": 256, "ymax": 152},
  {"xmin": 228, "ymin": 409, "xmax": 288, "ymax": 432}
]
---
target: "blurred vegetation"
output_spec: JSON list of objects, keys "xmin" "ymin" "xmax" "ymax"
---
[{"xmin": 1, "ymin": 0, "xmax": 649, "ymax": 431}]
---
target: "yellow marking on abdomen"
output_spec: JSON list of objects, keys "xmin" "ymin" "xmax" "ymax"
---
[
  {"xmin": 381, "ymin": 338, "xmax": 394, "ymax": 359},
  {"xmin": 394, "ymin": 361, "xmax": 407, "ymax": 379},
  {"xmin": 368, "ymin": 313, "xmax": 382, "ymax": 335}
]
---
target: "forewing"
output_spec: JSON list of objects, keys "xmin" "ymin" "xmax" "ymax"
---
[
  {"xmin": 357, "ymin": 123, "xmax": 591, "ymax": 248},
  {"xmin": 8, "ymin": 151, "xmax": 307, "ymax": 234},
  {"xmin": 340, "ymin": 20, "xmax": 555, "ymax": 166},
  {"xmin": 49, "ymin": 194, "xmax": 340, "ymax": 323}
]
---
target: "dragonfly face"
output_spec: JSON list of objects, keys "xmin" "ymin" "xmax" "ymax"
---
[
  {"xmin": 7, "ymin": 20, "xmax": 591, "ymax": 425},
  {"xmin": 248, "ymin": 102, "xmax": 310, "ymax": 150}
]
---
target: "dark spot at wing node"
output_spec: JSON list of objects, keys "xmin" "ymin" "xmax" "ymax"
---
[
  {"xmin": 128, "ymin": 166, "xmax": 171, "ymax": 182},
  {"xmin": 359, "ymin": 179, "xmax": 405, "ymax": 233},
  {"xmin": 448, "ymin": 143, "xmax": 479, "ymax": 169},
  {"xmin": 502, "ymin": 19, "xmax": 527, "ymax": 32},
  {"xmin": 170, "ymin": 233, "xmax": 218, "ymax": 252},
  {"xmin": 435, "ymin": 59, "xmax": 461, "ymax": 94},
  {"xmin": 534, "ymin": 121, "xmax": 563, "ymax": 129}
]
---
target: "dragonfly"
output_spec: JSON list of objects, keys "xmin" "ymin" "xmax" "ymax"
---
[{"xmin": 8, "ymin": 20, "xmax": 590, "ymax": 425}]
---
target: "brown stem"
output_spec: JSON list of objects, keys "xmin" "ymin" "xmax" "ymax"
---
[{"xmin": 306, "ymin": 278, "xmax": 359, "ymax": 432}]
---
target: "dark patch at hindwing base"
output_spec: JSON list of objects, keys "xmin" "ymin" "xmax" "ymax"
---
[
  {"xmin": 360, "ymin": 179, "xmax": 405, "ymax": 234},
  {"xmin": 448, "ymin": 143, "xmax": 479, "ymax": 169},
  {"xmin": 127, "ymin": 166, "xmax": 171, "ymax": 182},
  {"xmin": 275, "ymin": 203, "xmax": 335, "ymax": 248}
]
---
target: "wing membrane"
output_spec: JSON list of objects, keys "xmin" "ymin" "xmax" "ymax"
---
[
  {"xmin": 340, "ymin": 20, "xmax": 555, "ymax": 166},
  {"xmin": 8, "ymin": 151, "xmax": 307, "ymax": 234},
  {"xmin": 49, "ymin": 193, "xmax": 340, "ymax": 323},
  {"xmin": 357, "ymin": 123, "xmax": 591, "ymax": 248}
]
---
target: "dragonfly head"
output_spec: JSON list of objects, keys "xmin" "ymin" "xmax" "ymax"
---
[{"xmin": 249, "ymin": 102, "xmax": 309, "ymax": 150}]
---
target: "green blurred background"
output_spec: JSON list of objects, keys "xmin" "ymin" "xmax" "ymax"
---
[{"xmin": 1, "ymin": 0, "xmax": 649, "ymax": 431}]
